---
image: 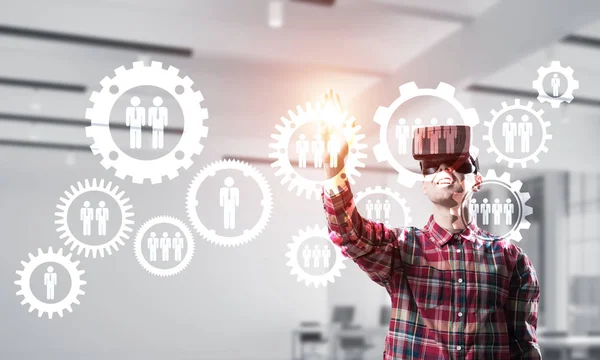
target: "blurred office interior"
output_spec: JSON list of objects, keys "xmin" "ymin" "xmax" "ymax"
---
[{"xmin": 0, "ymin": 0, "xmax": 600, "ymax": 359}]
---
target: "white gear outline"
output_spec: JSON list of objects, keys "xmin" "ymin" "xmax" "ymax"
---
[
  {"xmin": 269, "ymin": 102, "xmax": 368, "ymax": 200},
  {"xmin": 461, "ymin": 170, "xmax": 532, "ymax": 242},
  {"xmin": 373, "ymin": 82, "xmax": 480, "ymax": 188},
  {"xmin": 15, "ymin": 247, "xmax": 86, "ymax": 319},
  {"xmin": 186, "ymin": 159, "xmax": 273, "ymax": 247},
  {"xmin": 55, "ymin": 178, "xmax": 134, "ymax": 258},
  {"xmin": 483, "ymin": 99, "xmax": 552, "ymax": 168},
  {"xmin": 85, "ymin": 61, "xmax": 209, "ymax": 184},
  {"xmin": 134, "ymin": 216, "xmax": 195, "ymax": 277},
  {"xmin": 354, "ymin": 186, "xmax": 413, "ymax": 227},
  {"xmin": 285, "ymin": 225, "xmax": 346, "ymax": 288},
  {"xmin": 532, "ymin": 61, "xmax": 579, "ymax": 108}
]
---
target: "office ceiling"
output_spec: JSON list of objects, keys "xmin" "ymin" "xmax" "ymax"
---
[{"xmin": 0, "ymin": 0, "xmax": 599, "ymax": 171}]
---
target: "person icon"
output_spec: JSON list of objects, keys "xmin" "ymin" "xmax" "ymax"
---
[
  {"xmin": 172, "ymin": 231, "xmax": 185, "ymax": 262},
  {"xmin": 302, "ymin": 244, "xmax": 311, "ymax": 268},
  {"xmin": 322, "ymin": 244, "xmax": 331, "ymax": 268},
  {"xmin": 443, "ymin": 119, "xmax": 458, "ymax": 153},
  {"xmin": 383, "ymin": 199, "xmax": 391, "ymax": 221},
  {"xmin": 413, "ymin": 121, "xmax": 427, "ymax": 155},
  {"xmin": 95, "ymin": 200, "xmax": 109, "ymax": 236},
  {"xmin": 518, "ymin": 115, "xmax": 533, "ymax": 153},
  {"xmin": 492, "ymin": 198, "xmax": 503, "ymax": 226},
  {"xmin": 481, "ymin": 198, "xmax": 491, "ymax": 226},
  {"xmin": 296, "ymin": 133, "xmax": 310, "ymax": 168},
  {"xmin": 312, "ymin": 134, "xmax": 325, "ymax": 169},
  {"xmin": 374, "ymin": 199, "xmax": 383, "ymax": 220},
  {"xmin": 411, "ymin": 118, "xmax": 423, "ymax": 137},
  {"xmin": 147, "ymin": 231, "xmax": 159, "ymax": 262},
  {"xmin": 220, "ymin": 177, "xmax": 240, "ymax": 230},
  {"xmin": 159, "ymin": 232, "xmax": 171, "ymax": 262},
  {"xmin": 327, "ymin": 134, "xmax": 342, "ymax": 168},
  {"xmin": 551, "ymin": 73, "xmax": 561, "ymax": 97},
  {"xmin": 312, "ymin": 245, "xmax": 321, "ymax": 268},
  {"xmin": 365, "ymin": 199, "xmax": 374, "ymax": 219},
  {"xmin": 80, "ymin": 200, "xmax": 94, "ymax": 236},
  {"xmin": 148, "ymin": 96, "xmax": 168, "ymax": 150},
  {"xmin": 44, "ymin": 266, "xmax": 57, "ymax": 301},
  {"xmin": 470, "ymin": 198, "xmax": 480, "ymax": 224},
  {"xmin": 504, "ymin": 198, "xmax": 515, "ymax": 226},
  {"xmin": 502, "ymin": 115, "xmax": 517, "ymax": 153},
  {"xmin": 428, "ymin": 118, "xmax": 442, "ymax": 154},
  {"xmin": 125, "ymin": 96, "xmax": 145, "ymax": 149},
  {"xmin": 395, "ymin": 118, "xmax": 410, "ymax": 155}
]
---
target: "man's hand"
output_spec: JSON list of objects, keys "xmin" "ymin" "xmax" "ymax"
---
[{"xmin": 320, "ymin": 89, "xmax": 351, "ymax": 180}]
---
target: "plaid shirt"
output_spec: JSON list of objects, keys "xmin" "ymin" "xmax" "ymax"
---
[{"xmin": 321, "ymin": 181, "xmax": 541, "ymax": 359}]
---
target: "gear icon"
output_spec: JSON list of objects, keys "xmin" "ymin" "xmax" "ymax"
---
[
  {"xmin": 461, "ymin": 170, "xmax": 532, "ymax": 242},
  {"xmin": 354, "ymin": 186, "xmax": 412, "ymax": 227},
  {"xmin": 85, "ymin": 61, "xmax": 209, "ymax": 184},
  {"xmin": 134, "ymin": 216, "xmax": 195, "ymax": 276},
  {"xmin": 186, "ymin": 159, "xmax": 273, "ymax": 247},
  {"xmin": 55, "ymin": 178, "xmax": 134, "ymax": 258},
  {"xmin": 483, "ymin": 99, "xmax": 552, "ymax": 168},
  {"xmin": 269, "ymin": 102, "xmax": 367, "ymax": 200},
  {"xmin": 285, "ymin": 225, "xmax": 346, "ymax": 288},
  {"xmin": 373, "ymin": 82, "xmax": 480, "ymax": 188},
  {"xmin": 533, "ymin": 61, "xmax": 579, "ymax": 108},
  {"xmin": 15, "ymin": 247, "xmax": 86, "ymax": 319}
]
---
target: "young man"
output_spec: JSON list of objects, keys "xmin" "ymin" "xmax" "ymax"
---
[{"xmin": 319, "ymin": 91, "xmax": 541, "ymax": 359}]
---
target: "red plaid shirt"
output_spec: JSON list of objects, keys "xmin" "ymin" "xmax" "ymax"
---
[{"xmin": 321, "ymin": 181, "xmax": 541, "ymax": 359}]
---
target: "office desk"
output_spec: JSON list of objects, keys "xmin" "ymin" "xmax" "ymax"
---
[
  {"xmin": 291, "ymin": 326, "xmax": 387, "ymax": 360},
  {"xmin": 538, "ymin": 335, "xmax": 600, "ymax": 347},
  {"xmin": 538, "ymin": 336, "xmax": 600, "ymax": 360}
]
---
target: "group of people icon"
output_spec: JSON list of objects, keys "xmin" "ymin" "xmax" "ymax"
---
[
  {"xmin": 302, "ymin": 244, "xmax": 332, "ymax": 269},
  {"xmin": 80, "ymin": 201, "xmax": 110, "ymax": 236},
  {"xmin": 296, "ymin": 133, "xmax": 343, "ymax": 169},
  {"xmin": 501, "ymin": 114, "xmax": 534, "ymax": 153},
  {"xmin": 219, "ymin": 177, "xmax": 240, "ymax": 229},
  {"xmin": 43, "ymin": 266, "xmax": 58, "ymax": 300},
  {"xmin": 146, "ymin": 231, "xmax": 186, "ymax": 262},
  {"xmin": 470, "ymin": 198, "xmax": 515, "ymax": 226},
  {"xmin": 365, "ymin": 199, "xmax": 393, "ymax": 225},
  {"xmin": 398, "ymin": 118, "xmax": 461, "ymax": 155},
  {"xmin": 126, "ymin": 96, "xmax": 169, "ymax": 150}
]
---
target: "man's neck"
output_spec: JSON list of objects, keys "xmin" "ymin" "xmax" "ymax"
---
[{"xmin": 432, "ymin": 203, "xmax": 472, "ymax": 233}]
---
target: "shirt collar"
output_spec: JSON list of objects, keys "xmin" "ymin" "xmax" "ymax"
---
[{"xmin": 424, "ymin": 215, "xmax": 479, "ymax": 247}]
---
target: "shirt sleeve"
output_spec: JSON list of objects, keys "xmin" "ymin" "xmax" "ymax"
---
[
  {"xmin": 505, "ymin": 247, "xmax": 542, "ymax": 359},
  {"xmin": 321, "ymin": 180, "xmax": 405, "ymax": 287}
]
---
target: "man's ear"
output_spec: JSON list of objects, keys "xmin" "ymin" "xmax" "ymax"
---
[{"xmin": 472, "ymin": 173, "xmax": 483, "ymax": 192}]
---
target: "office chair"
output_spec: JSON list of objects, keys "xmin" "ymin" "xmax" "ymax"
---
[
  {"xmin": 540, "ymin": 331, "xmax": 572, "ymax": 360},
  {"xmin": 338, "ymin": 335, "xmax": 373, "ymax": 360},
  {"xmin": 298, "ymin": 326, "xmax": 328, "ymax": 360}
]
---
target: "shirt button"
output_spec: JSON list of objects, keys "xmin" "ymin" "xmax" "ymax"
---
[
  {"xmin": 458, "ymin": 312, "xmax": 463, "ymax": 317},
  {"xmin": 457, "ymin": 249, "xmax": 461, "ymax": 253},
  {"xmin": 457, "ymin": 346, "xmax": 462, "ymax": 351},
  {"xmin": 458, "ymin": 278, "xmax": 463, "ymax": 283},
  {"xmin": 453, "ymin": 234, "xmax": 459, "ymax": 239}
]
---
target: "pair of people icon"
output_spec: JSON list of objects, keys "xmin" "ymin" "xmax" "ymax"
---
[
  {"xmin": 470, "ymin": 198, "xmax": 515, "ymax": 226},
  {"xmin": 147, "ymin": 231, "xmax": 185, "ymax": 262},
  {"xmin": 302, "ymin": 244, "xmax": 332, "ymax": 269},
  {"xmin": 126, "ymin": 96, "xmax": 168, "ymax": 150},
  {"xmin": 80, "ymin": 201, "xmax": 109, "ymax": 236},
  {"xmin": 296, "ymin": 133, "xmax": 342, "ymax": 169},
  {"xmin": 502, "ymin": 115, "xmax": 533, "ymax": 153}
]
